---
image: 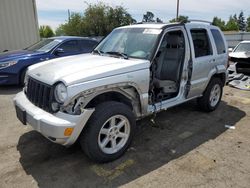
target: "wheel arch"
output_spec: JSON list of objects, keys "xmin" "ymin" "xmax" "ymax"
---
[
  {"xmin": 205, "ymin": 65, "xmax": 227, "ymax": 90},
  {"xmin": 86, "ymin": 91, "xmax": 133, "ymax": 109},
  {"xmin": 83, "ymin": 86, "xmax": 143, "ymax": 118},
  {"xmin": 211, "ymin": 72, "xmax": 226, "ymax": 86}
]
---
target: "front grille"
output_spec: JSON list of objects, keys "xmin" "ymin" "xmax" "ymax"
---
[{"xmin": 26, "ymin": 77, "xmax": 53, "ymax": 112}]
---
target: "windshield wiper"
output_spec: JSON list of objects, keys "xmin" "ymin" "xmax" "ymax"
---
[
  {"xmin": 105, "ymin": 51, "xmax": 129, "ymax": 59},
  {"xmin": 92, "ymin": 49, "xmax": 104, "ymax": 55}
]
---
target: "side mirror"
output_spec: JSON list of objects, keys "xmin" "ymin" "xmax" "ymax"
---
[
  {"xmin": 54, "ymin": 48, "xmax": 65, "ymax": 55},
  {"xmin": 228, "ymin": 48, "xmax": 233, "ymax": 53}
]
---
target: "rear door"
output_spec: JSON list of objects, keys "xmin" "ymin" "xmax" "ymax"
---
[
  {"xmin": 210, "ymin": 27, "xmax": 228, "ymax": 67},
  {"xmin": 185, "ymin": 24, "xmax": 216, "ymax": 98}
]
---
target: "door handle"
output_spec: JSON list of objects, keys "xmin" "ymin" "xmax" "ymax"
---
[{"xmin": 40, "ymin": 58, "xmax": 49, "ymax": 61}]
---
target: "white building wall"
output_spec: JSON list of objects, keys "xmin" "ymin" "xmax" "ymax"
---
[{"xmin": 0, "ymin": 0, "xmax": 40, "ymax": 52}]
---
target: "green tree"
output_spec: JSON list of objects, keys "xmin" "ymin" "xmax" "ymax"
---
[
  {"xmin": 247, "ymin": 16, "xmax": 250, "ymax": 32},
  {"xmin": 142, "ymin": 11, "xmax": 155, "ymax": 22},
  {"xmin": 105, "ymin": 6, "xmax": 136, "ymax": 33},
  {"xmin": 39, "ymin": 25, "xmax": 54, "ymax": 38},
  {"xmin": 233, "ymin": 14, "xmax": 238, "ymax": 21},
  {"xmin": 225, "ymin": 15, "xmax": 239, "ymax": 31},
  {"xmin": 60, "ymin": 13, "xmax": 85, "ymax": 36},
  {"xmin": 55, "ymin": 3, "xmax": 135, "ymax": 37},
  {"xmin": 238, "ymin": 11, "xmax": 246, "ymax": 31},
  {"xmin": 212, "ymin": 17, "xmax": 226, "ymax": 30},
  {"xmin": 169, "ymin": 15, "xmax": 188, "ymax": 23},
  {"xmin": 156, "ymin": 17, "xmax": 163, "ymax": 23},
  {"xmin": 83, "ymin": 3, "xmax": 108, "ymax": 36},
  {"xmin": 55, "ymin": 24, "xmax": 65, "ymax": 36}
]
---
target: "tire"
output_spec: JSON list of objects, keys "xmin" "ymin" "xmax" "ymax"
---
[
  {"xmin": 197, "ymin": 78, "xmax": 223, "ymax": 112},
  {"xmin": 20, "ymin": 68, "xmax": 27, "ymax": 86},
  {"xmin": 80, "ymin": 101, "xmax": 136, "ymax": 163}
]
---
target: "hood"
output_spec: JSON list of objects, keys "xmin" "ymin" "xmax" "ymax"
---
[
  {"xmin": 28, "ymin": 54, "xmax": 149, "ymax": 85},
  {"xmin": 229, "ymin": 51, "xmax": 250, "ymax": 59},
  {"xmin": 0, "ymin": 50, "xmax": 45, "ymax": 62}
]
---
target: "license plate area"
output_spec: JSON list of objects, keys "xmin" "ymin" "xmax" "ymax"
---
[{"xmin": 15, "ymin": 105, "xmax": 27, "ymax": 125}]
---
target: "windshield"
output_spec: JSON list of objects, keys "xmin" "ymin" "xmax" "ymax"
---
[
  {"xmin": 95, "ymin": 28, "xmax": 162, "ymax": 60},
  {"xmin": 234, "ymin": 43, "xmax": 250, "ymax": 52},
  {"xmin": 26, "ymin": 39, "xmax": 61, "ymax": 52}
]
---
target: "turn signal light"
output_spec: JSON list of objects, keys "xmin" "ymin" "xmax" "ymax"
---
[{"xmin": 64, "ymin": 128, "xmax": 74, "ymax": 136}]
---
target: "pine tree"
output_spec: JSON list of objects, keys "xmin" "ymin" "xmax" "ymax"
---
[
  {"xmin": 233, "ymin": 14, "xmax": 238, "ymax": 21},
  {"xmin": 247, "ymin": 16, "xmax": 250, "ymax": 32},
  {"xmin": 238, "ymin": 11, "xmax": 246, "ymax": 31}
]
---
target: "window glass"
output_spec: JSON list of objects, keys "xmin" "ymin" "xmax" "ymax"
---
[
  {"xmin": 58, "ymin": 40, "xmax": 81, "ymax": 53},
  {"xmin": 79, "ymin": 40, "xmax": 98, "ymax": 52},
  {"xmin": 26, "ymin": 39, "xmax": 61, "ymax": 52},
  {"xmin": 191, "ymin": 29, "xmax": 212, "ymax": 58},
  {"xmin": 234, "ymin": 43, "xmax": 250, "ymax": 52},
  {"xmin": 211, "ymin": 29, "xmax": 226, "ymax": 54},
  {"xmin": 95, "ymin": 28, "xmax": 162, "ymax": 60}
]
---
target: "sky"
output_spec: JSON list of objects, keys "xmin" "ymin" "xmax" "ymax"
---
[{"xmin": 36, "ymin": 0, "xmax": 250, "ymax": 31}]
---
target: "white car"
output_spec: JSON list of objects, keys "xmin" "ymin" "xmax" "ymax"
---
[
  {"xmin": 14, "ymin": 21, "xmax": 228, "ymax": 162},
  {"xmin": 229, "ymin": 41, "xmax": 250, "ymax": 74}
]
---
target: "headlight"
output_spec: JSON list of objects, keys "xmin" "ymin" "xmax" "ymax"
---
[
  {"xmin": 54, "ymin": 83, "xmax": 68, "ymax": 103},
  {"xmin": 0, "ymin": 60, "xmax": 18, "ymax": 69}
]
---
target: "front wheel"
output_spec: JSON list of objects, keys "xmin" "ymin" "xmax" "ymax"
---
[
  {"xmin": 197, "ymin": 78, "xmax": 223, "ymax": 112},
  {"xmin": 80, "ymin": 101, "xmax": 135, "ymax": 163}
]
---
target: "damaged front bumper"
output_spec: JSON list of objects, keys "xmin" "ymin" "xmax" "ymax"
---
[
  {"xmin": 14, "ymin": 92, "xmax": 94, "ymax": 146},
  {"xmin": 230, "ymin": 57, "xmax": 250, "ymax": 74}
]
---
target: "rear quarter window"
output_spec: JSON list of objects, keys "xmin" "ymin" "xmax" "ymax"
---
[
  {"xmin": 80, "ymin": 40, "xmax": 98, "ymax": 52},
  {"xmin": 211, "ymin": 29, "xmax": 226, "ymax": 54},
  {"xmin": 191, "ymin": 29, "xmax": 213, "ymax": 58}
]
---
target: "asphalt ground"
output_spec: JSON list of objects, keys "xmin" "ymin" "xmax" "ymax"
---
[{"xmin": 0, "ymin": 86, "xmax": 250, "ymax": 188}]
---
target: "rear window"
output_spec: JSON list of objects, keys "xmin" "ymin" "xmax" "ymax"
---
[
  {"xmin": 211, "ymin": 29, "xmax": 226, "ymax": 54},
  {"xmin": 191, "ymin": 29, "xmax": 212, "ymax": 58}
]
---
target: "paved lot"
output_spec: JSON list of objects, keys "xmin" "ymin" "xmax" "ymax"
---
[{"xmin": 0, "ymin": 86, "xmax": 250, "ymax": 188}]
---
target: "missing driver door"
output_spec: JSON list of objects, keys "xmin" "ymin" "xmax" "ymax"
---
[{"xmin": 151, "ymin": 26, "xmax": 191, "ymax": 109}]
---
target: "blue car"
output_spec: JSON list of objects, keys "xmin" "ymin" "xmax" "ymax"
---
[{"xmin": 0, "ymin": 36, "xmax": 98, "ymax": 85}]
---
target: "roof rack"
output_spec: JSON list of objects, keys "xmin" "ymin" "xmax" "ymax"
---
[
  {"xmin": 135, "ymin": 21, "xmax": 166, "ymax": 25},
  {"xmin": 180, "ymin": 19, "xmax": 212, "ymax": 25}
]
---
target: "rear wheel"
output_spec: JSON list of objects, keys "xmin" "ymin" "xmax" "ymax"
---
[
  {"xmin": 197, "ymin": 78, "xmax": 223, "ymax": 112},
  {"xmin": 80, "ymin": 101, "xmax": 135, "ymax": 163}
]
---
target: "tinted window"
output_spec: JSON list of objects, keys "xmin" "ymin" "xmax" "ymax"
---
[
  {"xmin": 79, "ymin": 40, "xmax": 98, "ymax": 52},
  {"xmin": 59, "ymin": 40, "xmax": 81, "ymax": 53},
  {"xmin": 191, "ymin": 29, "xmax": 212, "ymax": 58},
  {"xmin": 211, "ymin": 29, "xmax": 226, "ymax": 54}
]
